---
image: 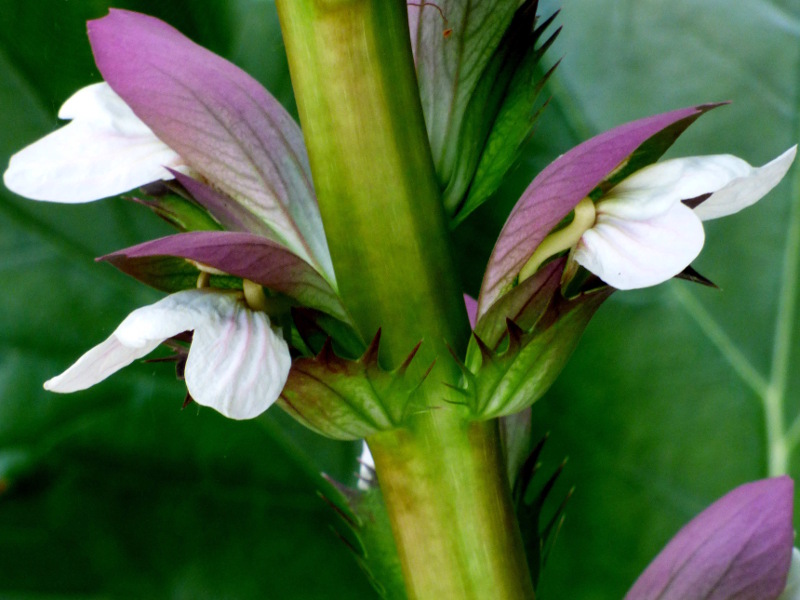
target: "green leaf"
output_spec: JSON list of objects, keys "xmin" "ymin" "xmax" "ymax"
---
[
  {"xmin": 512, "ymin": 434, "xmax": 571, "ymax": 592},
  {"xmin": 132, "ymin": 188, "xmax": 225, "ymax": 232},
  {"xmin": 463, "ymin": 288, "xmax": 610, "ymax": 419},
  {"xmin": 454, "ymin": 10, "xmax": 560, "ymax": 225},
  {"xmin": 322, "ymin": 481, "xmax": 408, "ymax": 600},
  {"xmin": 279, "ymin": 334, "xmax": 428, "ymax": 440},
  {"xmin": 409, "ymin": 0, "xmax": 521, "ymax": 208}
]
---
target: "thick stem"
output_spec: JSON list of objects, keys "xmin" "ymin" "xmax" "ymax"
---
[
  {"xmin": 276, "ymin": 1, "xmax": 534, "ymax": 597},
  {"xmin": 276, "ymin": 0, "xmax": 466, "ymax": 366},
  {"xmin": 369, "ymin": 418, "xmax": 535, "ymax": 599}
]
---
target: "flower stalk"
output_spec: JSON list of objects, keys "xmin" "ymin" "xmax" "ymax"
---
[
  {"xmin": 275, "ymin": 0, "xmax": 467, "ymax": 364},
  {"xmin": 369, "ymin": 420, "xmax": 535, "ymax": 599},
  {"xmin": 276, "ymin": 0, "xmax": 534, "ymax": 597}
]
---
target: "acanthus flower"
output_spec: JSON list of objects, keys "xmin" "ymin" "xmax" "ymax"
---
[
  {"xmin": 479, "ymin": 105, "xmax": 797, "ymax": 320},
  {"xmin": 462, "ymin": 106, "xmax": 797, "ymax": 421},
  {"xmin": 45, "ymin": 288, "xmax": 291, "ymax": 420},
  {"xmin": 2, "ymin": 9, "xmax": 344, "ymax": 421},
  {"xmin": 569, "ymin": 147, "xmax": 797, "ymax": 290}
]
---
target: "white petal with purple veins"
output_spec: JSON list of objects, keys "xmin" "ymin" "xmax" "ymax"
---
[
  {"xmin": 185, "ymin": 297, "xmax": 291, "ymax": 420},
  {"xmin": 571, "ymin": 147, "xmax": 795, "ymax": 290},
  {"xmin": 45, "ymin": 289, "xmax": 290, "ymax": 420}
]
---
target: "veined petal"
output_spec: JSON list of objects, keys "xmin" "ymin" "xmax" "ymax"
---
[
  {"xmin": 45, "ymin": 289, "xmax": 290, "ymax": 421},
  {"xmin": 625, "ymin": 477, "xmax": 794, "ymax": 600},
  {"xmin": 479, "ymin": 104, "xmax": 719, "ymax": 316},
  {"xmin": 114, "ymin": 289, "xmax": 237, "ymax": 346},
  {"xmin": 44, "ymin": 289, "xmax": 226, "ymax": 392},
  {"xmin": 44, "ymin": 335, "xmax": 162, "ymax": 393},
  {"xmin": 102, "ymin": 231, "xmax": 351, "ymax": 324},
  {"xmin": 574, "ymin": 201, "xmax": 704, "ymax": 290},
  {"xmin": 4, "ymin": 83, "xmax": 184, "ymax": 203},
  {"xmin": 88, "ymin": 10, "xmax": 334, "ymax": 282},
  {"xmin": 184, "ymin": 295, "xmax": 290, "ymax": 420},
  {"xmin": 694, "ymin": 146, "xmax": 797, "ymax": 220}
]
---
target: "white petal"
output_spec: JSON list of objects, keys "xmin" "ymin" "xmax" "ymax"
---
[
  {"xmin": 184, "ymin": 294, "xmax": 291, "ymax": 420},
  {"xmin": 58, "ymin": 83, "xmax": 152, "ymax": 134},
  {"xmin": 693, "ymin": 146, "xmax": 797, "ymax": 220},
  {"xmin": 574, "ymin": 201, "xmax": 704, "ymax": 290},
  {"xmin": 43, "ymin": 289, "xmax": 240, "ymax": 393},
  {"xmin": 357, "ymin": 441, "xmax": 375, "ymax": 491},
  {"xmin": 3, "ymin": 82, "xmax": 185, "ymax": 203},
  {"xmin": 600, "ymin": 154, "xmax": 755, "ymax": 221},
  {"xmin": 778, "ymin": 548, "xmax": 800, "ymax": 600},
  {"xmin": 44, "ymin": 335, "xmax": 162, "ymax": 393},
  {"xmin": 114, "ymin": 289, "xmax": 231, "ymax": 348}
]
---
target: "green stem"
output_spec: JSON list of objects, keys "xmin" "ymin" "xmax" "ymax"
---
[
  {"xmin": 276, "ymin": 1, "xmax": 534, "ymax": 597},
  {"xmin": 276, "ymin": 0, "xmax": 466, "ymax": 366},
  {"xmin": 369, "ymin": 418, "xmax": 535, "ymax": 599}
]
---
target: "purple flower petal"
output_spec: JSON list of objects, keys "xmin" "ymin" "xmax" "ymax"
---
[
  {"xmin": 171, "ymin": 170, "xmax": 281, "ymax": 239},
  {"xmin": 478, "ymin": 104, "xmax": 721, "ymax": 316},
  {"xmin": 625, "ymin": 477, "xmax": 794, "ymax": 600},
  {"xmin": 101, "ymin": 231, "xmax": 350, "ymax": 323},
  {"xmin": 464, "ymin": 294, "xmax": 478, "ymax": 329},
  {"xmin": 88, "ymin": 10, "xmax": 333, "ymax": 281}
]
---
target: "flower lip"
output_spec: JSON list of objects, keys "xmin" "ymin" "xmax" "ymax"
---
[
  {"xmin": 573, "ymin": 147, "xmax": 796, "ymax": 290},
  {"xmin": 3, "ymin": 82, "xmax": 185, "ymax": 203},
  {"xmin": 574, "ymin": 200, "xmax": 705, "ymax": 290},
  {"xmin": 693, "ymin": 145, "xmax": 797, "ymax": 220},
  {"xmin": 44, "ymin": 289, "xmax": 291, "ymax": 420}
]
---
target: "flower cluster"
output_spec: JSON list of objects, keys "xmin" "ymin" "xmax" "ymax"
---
[
  {"xmin": 4, "ymin": 10, "xmax": 338, "ymax": 420},
  {"xmin": 4, "ymin": 5, "xmax": 799, "ymax": 599},
  {"xmin": 3, "ymin": 10, "xmax": 795, "ymax": 429}
]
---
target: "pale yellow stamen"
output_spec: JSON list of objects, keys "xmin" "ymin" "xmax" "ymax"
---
[
  {"xmin": 196, "ymin": 270, "xmax": 211, "ymax": 289},
  {"xmin": 243, "ymin": 279, "xmax": 268, "ymax": 311},
  {"xmin": 518, "ymin": 197, "xmax": 597, "ymax": 282},
  {"xmin": 186, "ymin": 259, "xmax": 227, "ymax": 276}
]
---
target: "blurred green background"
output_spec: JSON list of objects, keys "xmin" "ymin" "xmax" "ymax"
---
[{"xmin": 1, "ymin": 0, "xmax": 798, "ymax": 598}]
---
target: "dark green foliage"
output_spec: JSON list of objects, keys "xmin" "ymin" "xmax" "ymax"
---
[{"xmin": 512, "ymin": 434, "xmax": 571, "ymax": 591}]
